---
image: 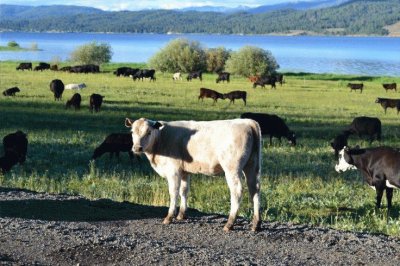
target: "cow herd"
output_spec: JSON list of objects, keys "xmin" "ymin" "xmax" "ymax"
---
[{"xmin": 2, "ymin": 62, "xmax": 400, "ymax": 231}]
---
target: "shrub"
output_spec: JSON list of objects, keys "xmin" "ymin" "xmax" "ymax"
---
[
  {"xmin": 225, "ymin": 46, "xmax": 279, "ymax": 77},
  {"xmin": 148, "ymin": 38, "xmax": 207, "ymax": 73},
  {"xmin": 70, "ymin": 41, "xmax": 113, "ymax": 65},
  {"xmin": 206, "ymin": 47, "xmax": 231, "ymax": 73},
  {"xmin": 7, "ymin": 41, "xmax": 19, "ymax": 48}
]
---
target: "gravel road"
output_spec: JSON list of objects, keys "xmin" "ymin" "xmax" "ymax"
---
[{"xmin": 1, "ymin": 187, "xmax": 400, "ymax": 265}]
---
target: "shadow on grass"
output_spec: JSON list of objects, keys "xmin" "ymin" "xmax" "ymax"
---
[{"xmin": 0, "ymin": 187, "xmax": 206, "ymax": 222}]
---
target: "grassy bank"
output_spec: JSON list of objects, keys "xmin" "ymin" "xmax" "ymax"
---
[{"xmin": 1, "ymin": 61, "xmax": 399, "ymax": 236}]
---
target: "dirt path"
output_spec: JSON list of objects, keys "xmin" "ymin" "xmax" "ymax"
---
[{"xmin": 1, "ymin": 187, "xmax": 399, "ymax": 265}]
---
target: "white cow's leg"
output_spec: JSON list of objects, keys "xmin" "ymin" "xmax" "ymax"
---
[
  {"xmin": 177, "ymin": 174, "xmax": 190, "ymax": 220},
  {"xmin": 163, "ymin": 175, "xmax": 181, "ymax": 224},
  {"xmin": 224, "ymin": 171, "xmax": 242, "ymax": 232},
  {"xmin": 244, "ymin": 166, "xmax": 261, "ymax": 232}
]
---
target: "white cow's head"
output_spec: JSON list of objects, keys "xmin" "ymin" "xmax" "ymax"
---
[
  {"xmin": 335, "ymin": 147, "xmax": 357, "ymax": 173},
  {"xmin": 125, "ymin": 118, "xmax": 164, "ymax": 153}
]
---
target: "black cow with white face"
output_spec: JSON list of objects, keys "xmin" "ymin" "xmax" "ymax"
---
[{"xmin": 335, "ymin": 146, "xmax": 400, "ymax": 212}]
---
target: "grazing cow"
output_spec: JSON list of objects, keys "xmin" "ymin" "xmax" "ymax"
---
[
  {"xmin": 347, "ymin": 83, "xmax": 363, "ymax": 93},
  {"xmin": 330, "ymin": 130, "xmax": 351, "ymax": 159},
  {"xmin": 253, "ymin": 76, "xmax": 276, "ymax": 89},
  {"xmin": 3, "ymin": 130, "xmax": 28, "ymax": 164},
  {"xmin": 49, "ymin": 79, "xmax": 64, "ymax": 101},
  {"xmin": 240, "ymin": 112, "xmax": 296, "ymax": 146},
  {"xmin": 16, "ymin": 62, "xmax": 32, "ymax": 71},
  {"xmin": 216, "ymin": 72, "xmax": 230, "ymax": 83},
  {"xmin": 382, "ymin": 83, "xmax": 397, "ymax": 92},
  {"xmin": 70, "ymin": 64, "xmax": 99, "ymax": 74},
  {"xmin": 114, "ymin": 67, "xmax": 139, "ymax": 77},
  {"xmin": 92, "ymin": 133, "xmax": 137, "ymax": 161},
  {"xmin": 375, "ymin": 98, "xmax": 400, "ymax": 114},
  {"xmin": 65, "ymin": 83, "xmax": 86, "ymax": 90},
  {"xmin": 59, "ymin": 66, "xmax": 72, "ymax": 72},
  {"xmin": 198, "ymin": 88, "xmax": 224, "ymax": 104},
  {"xmin": 34, "ymin": 62, "xmax": 50, "ymax": 71},
  {"xmin": 66, "ymin": 93, "xmax": 81, "ymax": 110},
  {"xmin": 133, "ymin": 69, "xmax": 156, "ymax": 81},
  {"xmin": 223, "ymin": 90, "xmax": 247, "ymax": 106},
  {"xmin": 3, "ymin": 87, "xmax": 20, "ymax": 96},
  {"xmin": 90, "ymin": 93, "xmax": 105, "ymax": 113},
  {"xmin": 172, "ymin": 72, "xmax": 182, "ymax": 81},
  {"xmin": 347, "ymin": 116, "xmax": 381, "ymax": 143},
  {"xmin": 125, "ymin": 117, "xmax": 262, "ymax": 231},
  {"xmin": 187, "ymin": 71, "xmax": 202, "ymax": 82},
  {"xmin": 335, "ymin": 146, "xmax": 400, "ymax": 212},
  {"xmin": 50, "ymin": 64, "xmax": 58, "ymax": 71}
]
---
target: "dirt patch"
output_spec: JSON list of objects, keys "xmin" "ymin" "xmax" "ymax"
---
[{"xmin": 1, "ymin": 187, "xmax": 399, "ymax": 265}]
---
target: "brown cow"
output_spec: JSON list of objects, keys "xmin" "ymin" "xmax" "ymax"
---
[{"xmin": 198, "ymin": 88, "xmax": 224, "ymax": 104}]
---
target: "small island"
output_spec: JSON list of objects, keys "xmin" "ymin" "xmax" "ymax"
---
[{"xmin": 0, "ymin": 40, "xmax": 41, "ymax": 51}]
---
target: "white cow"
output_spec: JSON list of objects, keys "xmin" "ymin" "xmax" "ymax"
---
[
  {"xmin": 65, "ymin": 83, "xmax": 86, "ymax": 90},
  {"xmin": 172, "ymin": 72, "xmax": 182, "ymax": 81},
  {"xmin": 125, "ymin": 118, "xmax": 262, "ymax": 231}
]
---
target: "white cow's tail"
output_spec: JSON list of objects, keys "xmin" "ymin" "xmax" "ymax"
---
[{"xmin": 250, "ymin": 119, "xmax": 262, "ymax": 180}]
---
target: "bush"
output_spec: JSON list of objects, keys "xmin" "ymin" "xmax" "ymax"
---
[
  {"xmin": 7, "ymin": 41, "xmax": 19, "ymax": 48},
  {"xmin": 70, "ymin": 41, "xmax": 113, "ymax": 65},
  {"xmin": 206, "ymin": 47, "xmax": 231, "ymax": 73},
  {"xmin": 225, "ymin": 46, "xmax": 279, "ymax": 77},
  {"xmin": 148, "ymin": 38, "xmax": 207, "ymax": 73}
]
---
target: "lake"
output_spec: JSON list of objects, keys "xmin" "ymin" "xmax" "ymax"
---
[{"xmin": 0, "ymin": 32, "xmax": 399, "ymax": 76}]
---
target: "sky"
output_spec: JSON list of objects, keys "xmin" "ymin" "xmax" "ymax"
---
[{"xmin": 1, "ymin": 0, "xmax": 320, "ymax": 11}]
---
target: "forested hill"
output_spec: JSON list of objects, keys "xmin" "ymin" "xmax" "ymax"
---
[{"xmin": 0, "ymin": 0, "xmax": 399, "ymax": 36}]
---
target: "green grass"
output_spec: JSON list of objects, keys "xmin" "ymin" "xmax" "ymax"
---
[
  {"xmin": 0, "ymin": 46, "xmax": 40, "ymax": 51},
  {"xmin": 1, "ymin": 60, "xmax": 400, "ymax": 236}
]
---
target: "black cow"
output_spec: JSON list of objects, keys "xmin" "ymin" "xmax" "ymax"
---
[
  {"xmin": 375, "ymin": 98, "xmax": 400, "ymax": 114},
  {"xmin": 16, "ymin": 62, "xmax": 32, "ymax": 71},
  {"xmin": 382, "ymin": 83, "xmax": 397, "ymax": 92},
  {"xmin": 253, "ymin": 76, "xmax": 276, "ymax": 89},
  {"xmin": 335, "ymin": 146, "xmax": 400, "ymax": 213},
  {"xmin": 198, "ymin": 88, "xmax": 224, "ymax": 104},
  {"xmin": 240, "ymin": 112, "xmax": 296, "ymax": 146},
  {"xmin": 3, "ymin": 87, "xmax": 20, "ymax": 96},
  {"xmin": 34, "ymin": 62, "xmax": 50, "ymax": 71},
  {"xmin": 3, "ymin": 130, "xmax": 28, "ymax": 164},
  {"xmin": 216, "ymin": 72, "xmax": 230, "ymax": 83},
  {"xmin": 223, "ymin": 90, "xmax": 247, "ymax": 106},
  {"xmin": 330, "ymin": 130, "xmax": 351, "ymax": 159},
  {"xmin": 59, "ymin": 66, "xmax": 72, "ymax": 72},
  {"xmin": 70, "ymin": 64, "xmax": 99, "ymax": 74},
  {"xmin": 66, "ymin": 93, "xmax": 81, "ymax": 110},
  {"xmin": 90, "ymin": 93, "xmax": 105, "ymax": 113},
  {"xmin": 0, "ymin": 152, "xmax": 20, "ymax": 173},
  {"xmin": 187, "ymin": 71, "xmax": 202, "ymax": 82},
  {"xmin": 275, "ymin": 73, "xmax": 284, "ymax": 86},
  {"xmin": 347, "ymin": 83, "xmax": 363, "ymax": 93},
  {"xmin": 132, "ymin": 69, "xmax": 156, "ymax": 81},
  {"xmin": 92, "ymin": 133, "xmax": 137, "ymax": 161},
  {"xmin": 114, "ymin": 67, "xmax": 139, "ymax": 77},
  {"xmin": 347, "ymin": 116, "xmax": 381, "ymax": 143},
  {"xmin": 50, "ymin": 79, "xmax": 64, "ymax": 101}
]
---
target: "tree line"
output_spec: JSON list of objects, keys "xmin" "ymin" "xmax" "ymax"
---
[{"xmin": 0, "ymin": 0, "xmax": 399, "ymax": 35}]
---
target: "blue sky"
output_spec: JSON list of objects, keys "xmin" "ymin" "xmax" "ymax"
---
[{"xmin": 1, "ymin": 0, "xmax": 319, "ymax": 11}]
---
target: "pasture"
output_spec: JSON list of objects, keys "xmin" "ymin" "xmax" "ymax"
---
[{"xmin": 1, "ymin": 61, "xmax": 400, "ymax": 236}]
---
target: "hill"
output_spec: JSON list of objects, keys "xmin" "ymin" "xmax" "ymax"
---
[{"xmin": 0, "ymin": 0, "xmax": 399, "ymax": 36}]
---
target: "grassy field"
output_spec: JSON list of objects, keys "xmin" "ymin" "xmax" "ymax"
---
[{"xmin": 1, "ymin": 61, "xmax": 400, "ymax": 236}]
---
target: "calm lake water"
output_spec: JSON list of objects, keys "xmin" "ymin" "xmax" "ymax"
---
[{"xmin": 0, "ymin": 32, "xmax": 399, "ymax": 76}]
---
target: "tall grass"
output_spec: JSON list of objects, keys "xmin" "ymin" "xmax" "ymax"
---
[{"xmin": 1, "ymin": 61, "xmax": 399, "ymax": 236}]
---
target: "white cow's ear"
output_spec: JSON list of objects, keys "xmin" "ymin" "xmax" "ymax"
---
[{"xmin": 125, "ymin": 118, "xmax": 134, "ymax": 128}]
